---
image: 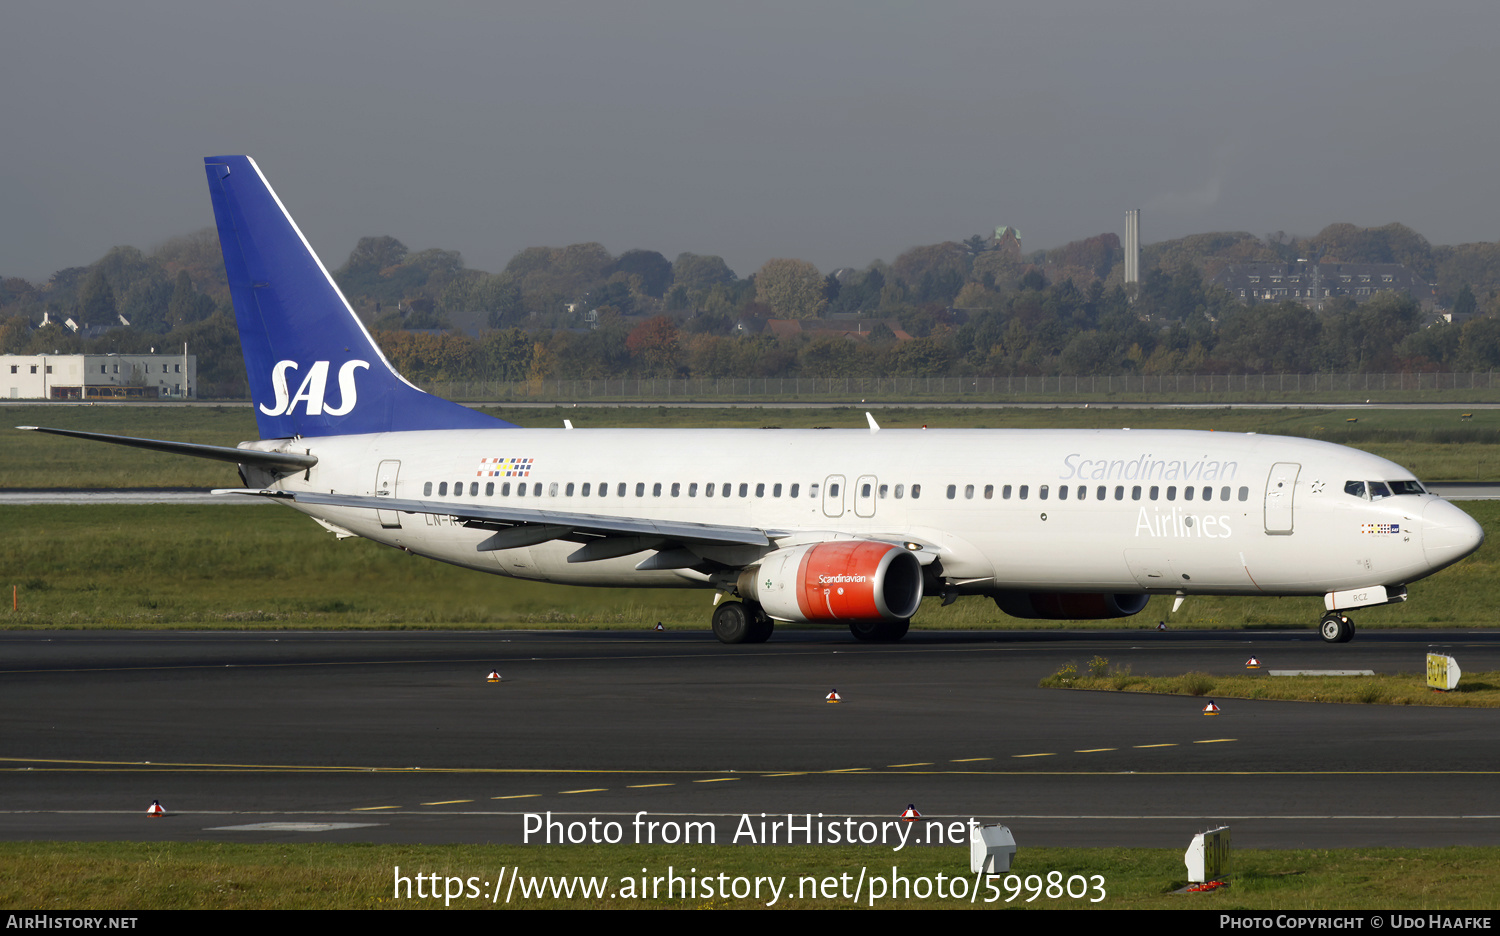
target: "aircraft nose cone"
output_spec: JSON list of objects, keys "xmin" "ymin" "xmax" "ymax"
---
[{"xmin": 1423, "ymin": 498, "xmax": 1485, "ymax": 571}]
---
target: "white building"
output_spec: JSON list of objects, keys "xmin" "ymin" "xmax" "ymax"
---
[{"xmin": 3, "ymin": 352, "xmax": 197, "ymax": 400}]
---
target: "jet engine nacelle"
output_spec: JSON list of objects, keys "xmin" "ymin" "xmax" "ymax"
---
[
  {"xmin": 738, "ymin": 541, "xmax": 923, "ymax": 624},
  {"xmin": 992, "ymin": 591, "xmax": 1150, "ymax": 620}
]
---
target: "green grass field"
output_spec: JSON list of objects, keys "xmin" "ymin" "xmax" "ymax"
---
[
  {"xmin": 2, "ymin": 500, "xmax": 1495, "ymax": 631},
  {"xmin": 1041, "ymin": 662, "xmax": 1500, "ymax": 707},
  {"xmin": 2, "ymin": 402, "xmax": 1497, "ymax": 631},
  {"xmin": 2, "ymin": 841, "xmax": 1497, "ymax": 910}
]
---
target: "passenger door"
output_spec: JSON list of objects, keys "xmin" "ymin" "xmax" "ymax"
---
[{"xmin": 1264, "ymin": 462, "xmax": 1300, "ymax": 535}]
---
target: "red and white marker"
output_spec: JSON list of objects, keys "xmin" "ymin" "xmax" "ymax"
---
[
  {"xmin": 654, "ymin": 622, "xmax": 664, "ymax": 631},
  {"xmin": 147, "ymin": 800, "xmax": 165, "ymax": 817},
  {"xmin": 1203, "ymin": 701, "xmax": 1221, "ymax": 715},
  {"xmin": 1157, "ymin": 622, "xmax": 1168, "ymax": 631},
  {"xmin": 1245, "ymin": 657, "xmax": 1261, "ymax": 669},
  {"xmin": 901, "ymin": 804, "xmax": 921, "ymax": 821},
  {"xmin": 825, "ymin": 690, "xmax": 842, "ymax": 704},
  {"xmin": 487, "ymin": 671, "xmax": 502, "ymax": 683}
]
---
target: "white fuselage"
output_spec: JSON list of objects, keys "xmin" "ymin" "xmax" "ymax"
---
[{"xmin": 248, "ymin": 427, "xmax": 1477, "ymax": 601}]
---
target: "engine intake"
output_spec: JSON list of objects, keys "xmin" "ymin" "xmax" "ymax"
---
[{"xmin": 738, "ymin": 541, "xmax": 923, "ymax": 623}]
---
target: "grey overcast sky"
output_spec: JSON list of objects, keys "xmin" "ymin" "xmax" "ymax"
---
[{"xmin": 3, "ymin": 1, "xmax": 1498, "ymax": 283}]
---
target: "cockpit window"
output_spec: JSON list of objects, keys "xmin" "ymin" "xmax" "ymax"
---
[
  {"xmin": 1368, "ymin": 481, "xmax": 1392, "ymax": 500},
  {"xmin": 1387, "ymin": 480, "xmax": 1426, "ymax": 496},
  {"xmin": 1344, "ymin": 481, "xmax": 1366, "ymax": 498}
]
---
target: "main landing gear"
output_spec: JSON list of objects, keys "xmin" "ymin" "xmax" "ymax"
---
[
  {"xmin": 848, "ymin": 619, "xmax": 910, "ymax": 642},
  {"xmin": 712, "ymin": 601, "xmax": 774, "ymax": 644},
  {"xmin": 1319, "ymin": 611, "xmax": 1355, "ymax": 644}
]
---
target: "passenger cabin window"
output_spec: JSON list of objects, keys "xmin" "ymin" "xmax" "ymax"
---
[
  {"xmin": 486, "ymin": 482, "xmax": 494, "ymax": 496},
  {"xmin": 424, "ymin": 482, "xmax": 433, "ymax": 496},
  {"xmin": 911, "ymin": 484, "xmax": 921, "ymax": 499},
  {"xmin": 790, "ymin": 483, "xmax": 800, "ymax": 498}
]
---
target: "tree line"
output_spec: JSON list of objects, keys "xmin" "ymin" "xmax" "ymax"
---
[{"xmin": 7, "ymin": 221, "xmax": 1500, "ymax": 396}]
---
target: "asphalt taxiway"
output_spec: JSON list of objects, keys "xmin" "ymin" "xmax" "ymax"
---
[{"xmin": 2, "ymin": 628, "xmax": 1498, "ymax": 849}]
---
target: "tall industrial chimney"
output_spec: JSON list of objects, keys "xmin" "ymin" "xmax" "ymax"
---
[{"xmin": 1124, "ymin": 209, "xmax": 1140, "ymax": 285}]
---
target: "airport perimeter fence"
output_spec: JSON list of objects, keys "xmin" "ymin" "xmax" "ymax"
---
[{"xmin": 423, "ymin": 372, "xmax": 1500, "ymax": 404}]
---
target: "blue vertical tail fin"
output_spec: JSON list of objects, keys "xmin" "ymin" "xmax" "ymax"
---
[{"xmin": 204, "ymin": 155, "xmax": 514, "ymax": 438}]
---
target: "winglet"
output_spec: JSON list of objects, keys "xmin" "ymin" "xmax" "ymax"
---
[{"xmin": 867, "ymin": 412, "xmax": 881, "ymax": 433}]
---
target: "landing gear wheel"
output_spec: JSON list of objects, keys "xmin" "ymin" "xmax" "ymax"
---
[
  {"xmin": 712, "ymin": 602, "xmax": 752, "ymax": 644},
  {"xmin": 746, "ymin": 607, "xmax": 775, "ymax": 643},
  {"xmin": 1319, "ymin": 612, "xmax": 1352, "ymax": 644},
  {"xmin": 849, "ymin": 619, "xmax": 910, "ymax": 642}
]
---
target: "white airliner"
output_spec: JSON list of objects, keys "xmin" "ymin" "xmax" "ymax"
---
[{"xmin": 19, "ymin": 156, "xmax": 1486, "ymax": 644}]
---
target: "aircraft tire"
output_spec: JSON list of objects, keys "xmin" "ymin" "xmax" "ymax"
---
[
  {"xmin": 712, "ymin": 602, "xmax": 754, "ymax": 644},
  {"xmin": 1319, "ymin": 613, "xmax": 1351, "ymax": 644}
]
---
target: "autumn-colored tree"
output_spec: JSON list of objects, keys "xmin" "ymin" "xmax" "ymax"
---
[{"xmin": 625, "ymin": 315, "xmax": 681, "ymax": 377}]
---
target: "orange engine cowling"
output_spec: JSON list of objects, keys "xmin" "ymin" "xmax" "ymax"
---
[
  {"xmin": 737, "ymin": 541, "xmax": 924, "ymax": 623},
  {"xmin": 992, "ymin": 591, "xmax": 1149, "ymax": 620}
]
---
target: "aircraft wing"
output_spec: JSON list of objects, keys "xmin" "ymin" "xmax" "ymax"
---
[{"xmin": 214, "ymin": 488, "xmax": 776, "ymax": 563}]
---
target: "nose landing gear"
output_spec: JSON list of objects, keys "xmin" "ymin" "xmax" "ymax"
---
[{"xmin": 1319, "ymin": 611, "xmax": 1354, "ymax": 643}]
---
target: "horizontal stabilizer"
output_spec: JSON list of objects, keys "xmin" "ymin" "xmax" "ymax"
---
[{"xmin": 17, "ymin": 427, "xmax": 317, "ymax": 471}]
